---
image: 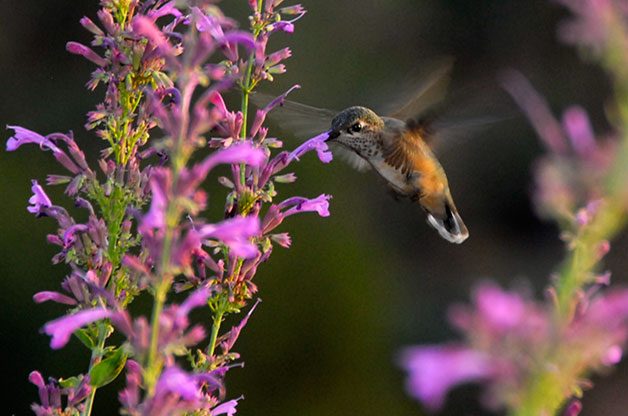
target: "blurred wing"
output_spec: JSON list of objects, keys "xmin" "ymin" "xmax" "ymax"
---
[
  {"xmin": 330, "ymin": 143, "xmax": 372, "ymax": 172},
  {"xmin": 429, "ymin": 114, "xmax": 512, "ymax": 155},
  {"xmin": 251, "ymin": 92, "xmax": 336, "ymax": 139},
  {"xmin": 381, "ymin": 120, "xmax": 435, "ymax": 175},
  {"xmin": 384, "ymin": 57, "xmax": 454, "ymax": 121}
]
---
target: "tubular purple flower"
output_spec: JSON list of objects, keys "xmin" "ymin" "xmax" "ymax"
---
[
  {"xmin": 266, "ymin": 47, "xmax": 292, "ymax": 66},
  {"xmin": 66, "ymin": 42, "xmax": 108, "ymax": 67},
  {"xmin": 6, "ymin": 125, "xmax": 55, "ymax": 152},
  {"xmin": 27, "ymin": 180, "xmax": 52, "ymax": 215},
  {"xmin": 178, "ymin": 286, "xmax": 212, "ymax": 318},
  {"xmin": 399, "ymin": 345, "xmax": 495, "ymax": 411},
  {"xmin": 281, "ymin": 194, "xmax": 332, "ymax": 217},
  {"xmin": 63, "ymin": 224, "xmax": 89, "ymax": 247},
  {"xmin": 212, "ymin": 399, "xmax": 239, "ymax": 416},
  {"xmin": 119, "ymin": 360, "xmax": 142, "ymax": 410},
  {"xmin": 43, "ymin": 308, "xmax": 113, "ymax": 349},
  {"xmin": 33, "ymin": 291, "xmax": 77, "ymax": 306},
  {"xmin": 474, "ymin": 283, "xmax": 527, "ymax": 330},
  {"xmin": 202, "ymin": 142, "xmax": 266, "ymax": 170},
  {"xmin": 179, "ymin": 143, "xmax": 266, "ymax": 196},
  {"xmin": 6, "ymin": 126, "xmax": 81, "ymax": 173},
  {"xmin": 288, "ymin": 131, "xmax": 333, "ymax": 163},
  {"xmin": 141, "ymin": 168, "xmax": 170, "ymax": 231},
  {"xmin": 197, "ymin": 216, "xmax": 261, "ymax": 259},
  {"xmin": 562, "ymin": 106, "xmax": 596, "ymax": 155},
  {"xmin": 155, "ymin": 366, "xmax": 200, "ymax": 401},
  {"xmin": 221, "ymin": 299, "xmax": 261, "ymax": 353},
  {"xmin": 29, "ymin": 371, "xmax": 45, "ymax": 389},
  {"xmin": 132, "ymin": 16, "xmax": 178, "ymax": 67},
  {"xmin": 500, "ymin": 70, "xmax": 568, "ymax": 153},
  {"xmin": 270, "ymin": 21, "xmax": 295, "ymax": 33},
  {"xmin": 280, "ymin": 4, "xmax": 306, "ymax": 15},
  {"xmin": 271, "ymin": 232, "xmax": 292, "ymax": 248},
  {"xmin": 79, "ymin": 16, "xmax": 103, "ymax": 36},
  {"xmin": 147, "ymin": 1, "xmax": 183, "ymax": 19}
]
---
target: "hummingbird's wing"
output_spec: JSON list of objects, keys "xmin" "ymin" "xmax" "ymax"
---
[
  {"xmin": 380, "ymin": 118, "xmax": 441, "ymax": 176},
  {"xmin": 251, "ymin": 92, "xmax": 334, "ymax": 138},
  {"xmin": 251, "ymin": 92, "xmax": 373, "ymax": 171},
  {"xmin": 383, "ymin": 58, "xmax": 454, "ymax": 122}
]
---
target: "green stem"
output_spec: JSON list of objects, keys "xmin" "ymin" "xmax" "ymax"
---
[
  {"xmin": 207, "ymin": 304, "xmax": 226, "ymax": 360},
  {"xmin": 144, "ymin": 77, "xmax": 195, "ymax": 395},
  {"xmin": 81, "ymin": 322, "xmax": 108, "ymax": 416}
]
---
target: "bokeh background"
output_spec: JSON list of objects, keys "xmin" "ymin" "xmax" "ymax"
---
[{"xmin": 1, "ymin": 1, "xmax": 628, "ymax": 415}]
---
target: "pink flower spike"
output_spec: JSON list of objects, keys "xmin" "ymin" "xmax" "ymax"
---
[
  {"xmin": 43, "ymin": 308, "xmax": 112, "ymax": 349},
  {"xmin": 33, "ymin": 291, "xmax": 77, "ymax": 306}
]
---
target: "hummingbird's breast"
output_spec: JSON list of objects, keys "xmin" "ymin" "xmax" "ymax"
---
[{"xmin": 369, "ymin": 155, "xmax": 417, "ymax": 194}]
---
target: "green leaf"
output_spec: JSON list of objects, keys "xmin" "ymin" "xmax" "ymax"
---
[
  {"xmin": 58, "ymin": 376, "xmax": 81, "ymax": 389},
  {"xmin": 89, "ymin": 347, "xmax": 128, "ymax": 388},
  {"xmin": 75, "ymin": 328, "xmax": 96, "ymax": 350}
]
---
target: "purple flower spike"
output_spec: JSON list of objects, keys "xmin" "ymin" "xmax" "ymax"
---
[
  {"xmin": 281, "ymin": 194, "xmax": 332, "ymax": 217},
  {"xmin": 288, "ymin": 131, "xmax": 333, "ymax": 164},
  {"xmin": 399, "ymin": 345, "xmax": 494, "ymax": 411},
  {"xmin": 27, "ymin": 180, "xmax": 52, "ymax": 215},
  {"xmin": 43, "ymin": 308, "xmax": 112, "ymax": 349}
]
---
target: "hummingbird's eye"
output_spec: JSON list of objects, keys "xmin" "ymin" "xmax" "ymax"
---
[{"xmin": 350, "ymin": 123, "xmax": 362, "ymax": 133}]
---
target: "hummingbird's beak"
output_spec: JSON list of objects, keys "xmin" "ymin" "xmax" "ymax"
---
[{"xmin": 327, "ymin": 130, "xmax": 340, "ymax": 141}]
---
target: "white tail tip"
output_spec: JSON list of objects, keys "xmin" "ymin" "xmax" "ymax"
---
[{"xmin": 427, "ymin": 213, "xmax": 469, "ymax": 244}]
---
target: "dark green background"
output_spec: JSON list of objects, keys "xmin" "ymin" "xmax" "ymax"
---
[{"xmin": 2, "ymin": 1, "xmax": 628, "ymax": 415}]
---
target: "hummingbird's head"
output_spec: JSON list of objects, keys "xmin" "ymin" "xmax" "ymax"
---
[{"xmin": 328, "ymin": 106, "xmax": 384, "ymax": 149}]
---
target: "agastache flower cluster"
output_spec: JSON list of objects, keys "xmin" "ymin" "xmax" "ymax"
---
[
  {"xmin": 400, "ymin": 2, "xmax": 628, "ymax": 415},
  {"xmin": 9, "ymin": 1, "xmax": 331, "ymax": 415}
]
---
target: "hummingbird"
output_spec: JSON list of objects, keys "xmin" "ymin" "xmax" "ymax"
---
[
  {"xmin": 254, "ymin": 61, "xmax": 472, "ymax": 243},
  {"xmin": 326, "ymin": 106, "xmax": 468, "ymax": 243}
]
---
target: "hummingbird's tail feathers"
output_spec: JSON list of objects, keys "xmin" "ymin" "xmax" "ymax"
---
[{"xmin": 426, "ymin": 204, "xmax": 469, "ymax": 244}]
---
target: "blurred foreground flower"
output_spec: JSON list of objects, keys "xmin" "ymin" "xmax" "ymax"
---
[
  {"xmin": 400, "ymin": 1, "xmax": 628, "ymax": 414},
  {"xmin": 400, "ymin": 283, "xmax": 628, "ymax": 413}
]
